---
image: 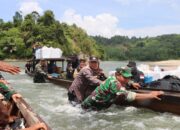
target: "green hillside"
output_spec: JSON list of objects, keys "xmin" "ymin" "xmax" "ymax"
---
[
  {"xmin": 0, "ymin": 10, "xmax": 180, "ymax": 61},
  {"xmin": 0, "ymin": 10, "xmax": 104, "ymax": 60},
  {"xmin": 93, "ymin": 35, "xmax": 180, "ymax": 61}
]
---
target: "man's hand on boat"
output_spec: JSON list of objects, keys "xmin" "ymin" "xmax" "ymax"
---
[
  {"xmin": 132, "ymin": 82, "xmax": 141, "ymax": 89},
  {"xmin": 135, "ymin": 91, "xmax": 164, "ymax": 101},
  {"xmin": 12, "ymin": 93, "xmax": 22, "ymax": 102},
  {"xmin": 149, "ymin": 91, "xmax": 164, "ymax": 100},
  {"xmin": 0, "ymin": 61, "xmax": 20, "ymax": 75}
]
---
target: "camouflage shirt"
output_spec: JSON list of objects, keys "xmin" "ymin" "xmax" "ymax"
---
[
  {"xmin": 82, "ymin": 76, "xmax": 136, "ymax": 110},
  {"xmin": 34, "ymin": 63, "xmax": 48, "ymax": 83},
  {"xmin": 0, "ymin": 83, "xmax": 15, "ymax": 100}
]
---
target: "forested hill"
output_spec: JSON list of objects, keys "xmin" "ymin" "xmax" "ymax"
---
[
  {"xmin": 0, "ymin": 10, "xmax": 180, "ymax": 61},
  {"xmin": 93, "ymin": 35, "xmax": 180, "ymax": 61},
  {"xmin": 0, "ymin": 10, "xmax": 104, "ymax": 60}
]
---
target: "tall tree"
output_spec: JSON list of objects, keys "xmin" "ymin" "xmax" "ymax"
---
[
  {"xmin": 31, "ymin": 11, "xmax": 40, "ymax": 24},
  {"xmin": 21, "ymin": 14, "xmax": 35, "ymax": 48},
  {"xmin": 0, "ymin": 19, "xmax": 3, "ymax": 28},
  {"xmin": 13, "ymin": 11, "xmax": 23, "ymax": 27},
  {"xmin": 38, "ymin": 10, "xmax": 55, "ymax": 26}
]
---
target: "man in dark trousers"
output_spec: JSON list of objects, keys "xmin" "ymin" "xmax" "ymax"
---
[{"xmin": 33, "ymin": 60, "xmax": 51, "ymax": 83}]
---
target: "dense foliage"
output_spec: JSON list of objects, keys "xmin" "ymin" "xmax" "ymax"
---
[
  {"xmin": 93, "ymin": 35, "xmax": 180, "ymax": 61},
  {"xmin": 0, "ymin": 10, "xmax": 180, "ymax": 61},
  {"xmin": 0, "ymin": 10, "xmax": 103, "ymax": 60}
]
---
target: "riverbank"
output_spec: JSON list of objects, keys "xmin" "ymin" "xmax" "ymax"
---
[
  {"xmin": 3, "ymin": 59, "xmax": 29, "ymax": 62},
  {"xmin": 147, "ymin": 60, "xmax": 180, "ymax": 70},
  {"xmin": 2, "ymin": 59, "xmax": 180, "ymax": 70}
]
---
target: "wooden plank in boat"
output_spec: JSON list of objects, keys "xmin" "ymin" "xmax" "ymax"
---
[{"xmin": 13, "ymin": 98, "xmax": 51, "ymax": 129}]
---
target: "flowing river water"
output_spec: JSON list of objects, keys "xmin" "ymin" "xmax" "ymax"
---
[{"xmin": 2, "ymin": 61, "xmax": 180, "ymax": 130}]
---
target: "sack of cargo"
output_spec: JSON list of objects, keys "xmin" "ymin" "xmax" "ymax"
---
[{"xmin": 144, "ymin": 75, "xmax": 180, "ymax": 91}]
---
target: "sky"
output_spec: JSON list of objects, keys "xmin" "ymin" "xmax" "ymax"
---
[{"xmin": 1, "ymin": 0, "xmax": 180, "ymax": 38}]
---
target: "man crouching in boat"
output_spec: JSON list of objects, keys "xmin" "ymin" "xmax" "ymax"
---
[
  {"xmin": 81, "ymin": 67, "xmax": 163, "ymax": 111},
  {"xmin": 1, "ymin": 90, "xmax": 44, "ymax": 130},
  {"xmin": 0, "ymin": 61, "xmax": 22, "ymax": 128},
  {"xmin": 68, "ymin": 56, "xmax": 106, "ymax": 105},
  {"xmin": 33, "ymin": 59, "xmax": 51, "ymax": 83},
  {"xmin": 0, "ymin": 61, "xmax": 47, "ymax": 130},
  {"xmin": 0, "ymin": 82, "xmax": 22, "ymax": 128}
]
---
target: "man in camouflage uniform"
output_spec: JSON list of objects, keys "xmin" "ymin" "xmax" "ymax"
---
[
  {"xmin": 0, "ymin": 62, "xmax": 21, "ymax": 128},
  {"xmin": 0, "ymin": 82, "xmax": 16, "ymax": 101},
  {"xmin": 82, "ymin": 67, "xmax": 163, "ymax": 111},
  {"xmin": 0, "ymin": 82, "xmax": 17, "ymax": 127},
  {"xmin": 0, "ymin": 81, "xmax": 47, "ymax": 130},
  {"xmin": 33, "ymin": 60, "xmax": 48, "ymax": 83}
]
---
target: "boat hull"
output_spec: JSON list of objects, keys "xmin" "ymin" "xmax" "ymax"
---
[
  {"xmin": 46, "ymin": 77, "xmax": 180, "ymax": 115},
  {"xmin": 9, "ymin": 97, "xmax": 51, "ymax": 129},
  {"xmin": 26, "ymin": 68, "xmax": 180, "ymax": 115},
  {"xmin": 115, "ymin": 89, "xmax": 180, "ymax": 115},
  {"xmin": 47, "ymin": 77, "xmax": 72, "ymax": 88}
]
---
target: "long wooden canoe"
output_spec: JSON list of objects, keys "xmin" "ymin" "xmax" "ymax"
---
[
  {"xmin": 25, "ymin": 64, "xmax": 180, "ymax": 115},
  {"xmin": 0, "ymin": 71, "xmax": 51, "ymax": 129},
  {"xmin": 47, "ymin": 77, "xmax": 72, "ymax": 89},
  {"xmin": 6, "ymin": 95, "xmax": 51, "ymax": 129},
  {"xmin": 115, "ymin": 89, "xmax": 180, "ymax": 115},
  {"xmin": 26, "ymin": 70, "xmax": 69, "ymax": 85},
  {"xmin": 47, "ymin": 77, "xmax": 180, "ymax": 115}
]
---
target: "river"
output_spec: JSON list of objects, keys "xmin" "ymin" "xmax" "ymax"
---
[{"xmin": 2, "ymin": 61, "xmax": 180, "ymax": 130}]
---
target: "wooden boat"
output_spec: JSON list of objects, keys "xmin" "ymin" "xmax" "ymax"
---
[
  {"xmin": 6, "ymin": 94, "xmax": 51, "ymax": 129},
  {"xmin": 47, "ymin": 77, "xmax": 180, "ymax": 115},
  {"xmin": 25, "ymin": 58, "xmax": 66, "ymax": 82},
  {"xmin": 25, "ymin": 59, "xmax": 180, "ymax": 115},
  {"xmin": 115, "ymin": 89, "xmax": 180, "ymax": 115},
  {"xmin": 25, "ymin": 58, "xmax": 65, "ymax": 73},
  {"xmin": 47, "ymin": 77, "xmax": 72, "ymax": 89},
  {"xmin": 0, "ymin": 71, "xmax": 51, "ymax": 129}
]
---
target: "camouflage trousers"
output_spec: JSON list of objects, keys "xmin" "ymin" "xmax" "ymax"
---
[{"xmin": 81, "ymin": 93, "xmax": 112, "ymax": 111}]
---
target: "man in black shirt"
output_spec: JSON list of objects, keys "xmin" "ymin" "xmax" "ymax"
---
[{"xmin": 127, "ymin": 61, "xmax": 145, "ymax": 88}]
